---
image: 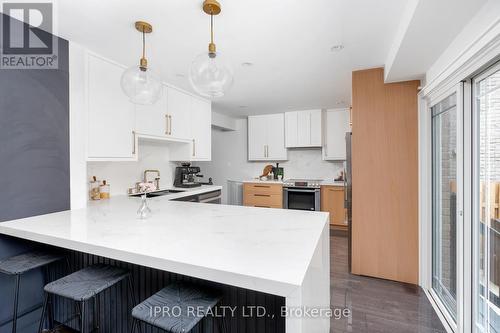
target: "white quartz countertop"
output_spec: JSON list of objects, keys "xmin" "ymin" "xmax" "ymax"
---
[
  {"xmin": 320, "ymin": 180, "xmax": 345, "ymax": 186},
  {"xmin": 0, "ymin": 191, "xmax": 329, "ymax": 297},
  {"xmin": 242, "ymin": 179, "xmax": 345, "ymax": 186},
  {"xmin": 242, "ymin": 179, "xmax": 283, "ymax": 184}
]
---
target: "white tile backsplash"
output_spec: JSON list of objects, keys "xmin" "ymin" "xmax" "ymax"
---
[{"xmin": 87, "ymin": 143, "xmax": 179, "ymax": 196}]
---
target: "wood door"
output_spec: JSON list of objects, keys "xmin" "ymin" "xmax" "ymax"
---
[
  {"xmin": 351, "ymin": 68, "xmax": 419, "ymax": 284},
  {"xmin": 321, "ymin": 186, "xmax": 346, "ymax": 227}
]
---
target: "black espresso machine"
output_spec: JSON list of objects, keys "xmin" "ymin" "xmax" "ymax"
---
[{"xmin": 174, "ymin": 163, "xmax": 213, "ymax": 188}]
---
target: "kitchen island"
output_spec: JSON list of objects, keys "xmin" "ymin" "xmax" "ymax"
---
[{"xmin": 0, "ymin": 192, "xmax": 330, "ymax": 333}]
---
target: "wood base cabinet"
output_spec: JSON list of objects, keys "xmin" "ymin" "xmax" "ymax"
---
[
  {"xmin": 243, "ymin": 183, "xmax": 283, "ymax": 208},
  {"xmin": 320, "ymin": 186, "xmax": 347, "ymax": 228}
]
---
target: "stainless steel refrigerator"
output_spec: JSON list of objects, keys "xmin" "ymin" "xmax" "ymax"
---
[{"xmin": 344, "ymin": 132, "xmax": 353, "ymax": 271}]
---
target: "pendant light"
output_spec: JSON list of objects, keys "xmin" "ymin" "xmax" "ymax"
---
[
  {"xmin": 121, "ymin": 21, "xmax": 162, "ymax": 105},
  {"xmin": 189, "ymin": 0, "xmax": 233, "ymax": 98}
]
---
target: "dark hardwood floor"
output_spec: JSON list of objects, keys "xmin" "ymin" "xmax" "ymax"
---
[
  {"xmin": 49, "ymin": 231, "xmax": 447, "ymax": 333},
  {"xmin": 330, "ymin": 231, "xmax": 446, "ymax": 333}
]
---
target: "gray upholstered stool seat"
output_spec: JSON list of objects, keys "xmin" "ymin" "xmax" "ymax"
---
[
  {"xmin": 44, "ymin": 263, "xmax": 129, "ymax": 301},
  {"xmin": 40, "ymin": 264, "xmax": 133, "ymax": 333},
  {"xmin": 132, "ymin": 282, "xmax": 222, "ymax": 333},
  {"xmin": 0, "ymin": 250, "xmax": 65, "ymax": 275},
  {"xmin": 0, "ymin": 250, "xmax": 65, "ymax": 333}
]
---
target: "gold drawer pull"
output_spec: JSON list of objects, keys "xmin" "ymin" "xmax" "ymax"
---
[{"xmin": 254, "ymin": 194, "xmax": 271, "ymax": 197}]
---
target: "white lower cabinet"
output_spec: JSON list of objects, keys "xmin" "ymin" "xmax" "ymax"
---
[
  {"xmin": 248, "ymin": 113, "xmax": 287, "ymax": 161},
  {"xmin": 322, "ymin": 108, "xmax": 350, "ymax": 160},
  {"xmin": 87, "ymin": 54, "xmax": 136, "ymax": 160}
]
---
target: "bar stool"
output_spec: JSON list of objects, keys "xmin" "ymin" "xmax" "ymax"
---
[
  {"xmin": 0, "ymin": 250, "xmax": 66, "ymax": 333},
  {"xmin": 39, "ymin": 264, "xmax": 133, "ymax": 333},
  {"xmin": 131, "ymin": 282, "xmax": 225, "ymax": 333}
]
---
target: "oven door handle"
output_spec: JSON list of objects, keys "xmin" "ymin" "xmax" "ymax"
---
[{"xmin": 283, "ymin": 188, "xmax": 320, "ymax": 193}]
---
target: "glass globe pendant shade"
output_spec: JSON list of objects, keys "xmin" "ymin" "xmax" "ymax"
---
[
  {"xmin": 189, "ymin": 51, "xmax": 233, "ymax": 98},
  {"xmin": 120, "ymin": 65, "xmax": 162, "ymax": 105}
]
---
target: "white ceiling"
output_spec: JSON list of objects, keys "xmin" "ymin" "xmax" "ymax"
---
[
  {"xmin": 384, "ymin": 0, "xmax": 488, "ymax": 83},
  {"xmin": 54, "ymin": 0, "xmax": 485, "ymax": 117}
]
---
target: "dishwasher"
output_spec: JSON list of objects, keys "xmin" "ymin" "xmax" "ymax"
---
[{"xmin": 173, "ymin": 190, "xmax": 222, "ymax": 204}]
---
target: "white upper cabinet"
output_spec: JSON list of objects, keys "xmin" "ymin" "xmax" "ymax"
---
[
  {"xmin": 285, "ymin": 111, "xmax": 298, "ymax": 147},
  {"xmin": 248, "ymin": 113, "xmax": 287, "ymax": 161},
  {"xmin": 83, "ymin": 50, "xmax": 211, "ymax": 162},
  {"xmin": 87, "ymin": 54, "xmax": 136, "ymax": 161},
  {"xmin": 285, "ymin": 109, "xmax": 322, "ymax": 148},
  {"xmin": 322, "ymin": 108, "xmax": 350, "ymax": 160},
  {"xmin": 135, "ymin": 85, "xmax": 168, "ymax": 137},
  {"xmin": 190, "ymin": 98, "xmax": 212, "ymax": 161},
  {"xmin": 166, "ymin": 87, "xmax": 192, "ymax": 140}
]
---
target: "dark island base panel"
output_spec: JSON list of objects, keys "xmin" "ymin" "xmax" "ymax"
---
[{"xmin": 38, "ymin": 247, "xmax": 286, "ymax": 333}]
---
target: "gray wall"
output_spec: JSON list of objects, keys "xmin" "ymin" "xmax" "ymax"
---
[{"xmin": 0, "ymin": 13, "xmax": 70, "ymax": 332}]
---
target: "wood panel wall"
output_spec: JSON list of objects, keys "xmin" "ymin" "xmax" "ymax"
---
[{"xmin": 351, "ymin": 68, "xmax": 419, "ymax": 284}]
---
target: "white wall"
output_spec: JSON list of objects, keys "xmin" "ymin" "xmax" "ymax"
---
[
  {"xmin": 87, "ymin": 143, "xmax": 179, "ymax": 197},
  {"xmin": 195, "ymin": 119, "xmax": 344, "ymax": 203}
]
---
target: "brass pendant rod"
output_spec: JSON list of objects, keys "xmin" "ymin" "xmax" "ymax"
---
[
  {"xmin": 142, "ymin": 30, "xmax": 146, "ymax": 60},
  {"xmin": 210, "ymin": 13, "xmax": 214, "ymax": 45}
]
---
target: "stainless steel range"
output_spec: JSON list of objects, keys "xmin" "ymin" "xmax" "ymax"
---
[{"xmin": 283, "ymin": 179, "xmax": 322, "ymax": 211}]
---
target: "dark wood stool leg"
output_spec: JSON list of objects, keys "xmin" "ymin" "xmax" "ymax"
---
[
  {"xmin": 12, "ymin": 274, "xmax": 20, "ymax": 333},
  {"xmin": 37, "ymin": 292, "xmax": 49, "ymax": 333}
]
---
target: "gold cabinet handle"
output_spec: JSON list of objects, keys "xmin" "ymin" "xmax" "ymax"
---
[
  {"xmin": 169, "ymin": 115, "xmax": 172, "ymax": 135},
  {"xmin": 165, "ymin": 115, "xmax": 169, "ymax": 135},
  {"xmin": 192, "ymin": 139, "xmax": 196, "ymax": 157}
]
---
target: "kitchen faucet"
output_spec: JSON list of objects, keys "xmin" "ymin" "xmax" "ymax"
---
[{"xmin": 143, "ymin": 170, "xmax": 161, "ymax": 190}]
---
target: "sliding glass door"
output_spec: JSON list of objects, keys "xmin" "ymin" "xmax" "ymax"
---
[
  {"xmin": 474, "ymin": 64, "xmax": 500, "ymax": 333},
  {"xmin": 432, "ymin": 93, "xmax": 459, "ymax": 321}
]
